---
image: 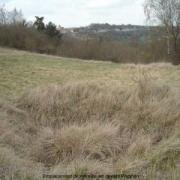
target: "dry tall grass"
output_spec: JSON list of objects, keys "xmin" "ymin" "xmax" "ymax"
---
[
  {"xmin": 0, "ymin": 73, "xmax": 180, "ymax": 179},
  {"xmin": 32, "ymin": 123, "xmax": 121, "ymax": 166}
]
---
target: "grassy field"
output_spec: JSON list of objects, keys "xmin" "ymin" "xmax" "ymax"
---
[
  {"xmin": 1, "ymin": 47, "xmax": 180, "ymax": 101},
  {"xmin": 0, "ymin": 47, "xmax": 180, "ymax": 179}
]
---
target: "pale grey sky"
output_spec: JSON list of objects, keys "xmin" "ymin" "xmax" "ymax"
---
[{"xmin": 2, "ymin": 0, "xmax": 146, "ymax": 27}]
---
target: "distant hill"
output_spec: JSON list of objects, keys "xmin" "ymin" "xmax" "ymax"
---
[{"xmin": 61, "ymin": 23, "xmax": 153, "ymax": 42}]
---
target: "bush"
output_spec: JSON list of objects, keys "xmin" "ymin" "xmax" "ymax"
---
[{"xmin": 0, "ymin": 24, "xmax": 60, "ymax": 54}]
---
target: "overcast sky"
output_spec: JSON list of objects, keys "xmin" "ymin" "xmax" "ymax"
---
[{"xmin": 2, "ymin": 0, "xmax": 146, "ymax": 27}]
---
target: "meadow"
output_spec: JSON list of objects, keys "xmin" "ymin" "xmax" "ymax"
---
[{"xmin": 0, "ymin": 47, "xmax": 180, "ymax": 179}]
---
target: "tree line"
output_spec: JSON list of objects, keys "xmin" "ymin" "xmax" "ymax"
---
[{"xmin": 0, "ymin": 1, "xmax": 179, "ymax": 64}]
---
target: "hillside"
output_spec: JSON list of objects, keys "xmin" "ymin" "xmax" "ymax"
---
[
  {"xmin": 0, "ymin": 48, "xmax": 180, "ymax": 179},
  {"xmin": 62, "ymin": 24, "xmax": 154, "ymax": 42},
  {"xmin": 1, "ymin": 47, "xmax": 180, "ymax": 101}
]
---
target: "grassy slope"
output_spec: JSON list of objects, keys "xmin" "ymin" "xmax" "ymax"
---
[
  {"xmin": 0, "ymin": 47, "xmax": 180, "ymax": 179},
  {"xmin": 1, "ymin": 47, "xmax": 180, "ymax": 101}
]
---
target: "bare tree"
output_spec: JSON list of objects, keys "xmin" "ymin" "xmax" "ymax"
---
[
  {"xmin": 0, "ymin": 4, "xmax": 7, "ymax": 25},
  {"xmin": 144, "ymin": 0, "xmax": 180, "ymax": 64},
  {"xmin": 8, "ymin": 8, "xmax": 23, "ymax": 24},
  {"xmin": 0, "ymin": 5, "xmax": 23, "ymax": 25}
]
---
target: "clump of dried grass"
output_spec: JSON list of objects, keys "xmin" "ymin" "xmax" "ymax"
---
[
  {"xmin": 17, "ymin": 82, "xmax": 126, "ymax": 127},
  {"xmin": 32, "ymin": 123, "xmax": 121, "ymax": 166},
  {"xmin": 18, "ymin": 74, "xmax": 180, "ymax": 138}
]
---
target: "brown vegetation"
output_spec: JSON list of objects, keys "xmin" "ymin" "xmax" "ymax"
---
[
  {"xmin": 0, "ymin": 24, "xmax": 59, "ymax": 54},
  {"xmin": 0, "ymin": 73, "xmax": 180, "ymax": 179},
  {"xmin": 0, "ymin": 23, "xmax": 176, "ymax": 63}
]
